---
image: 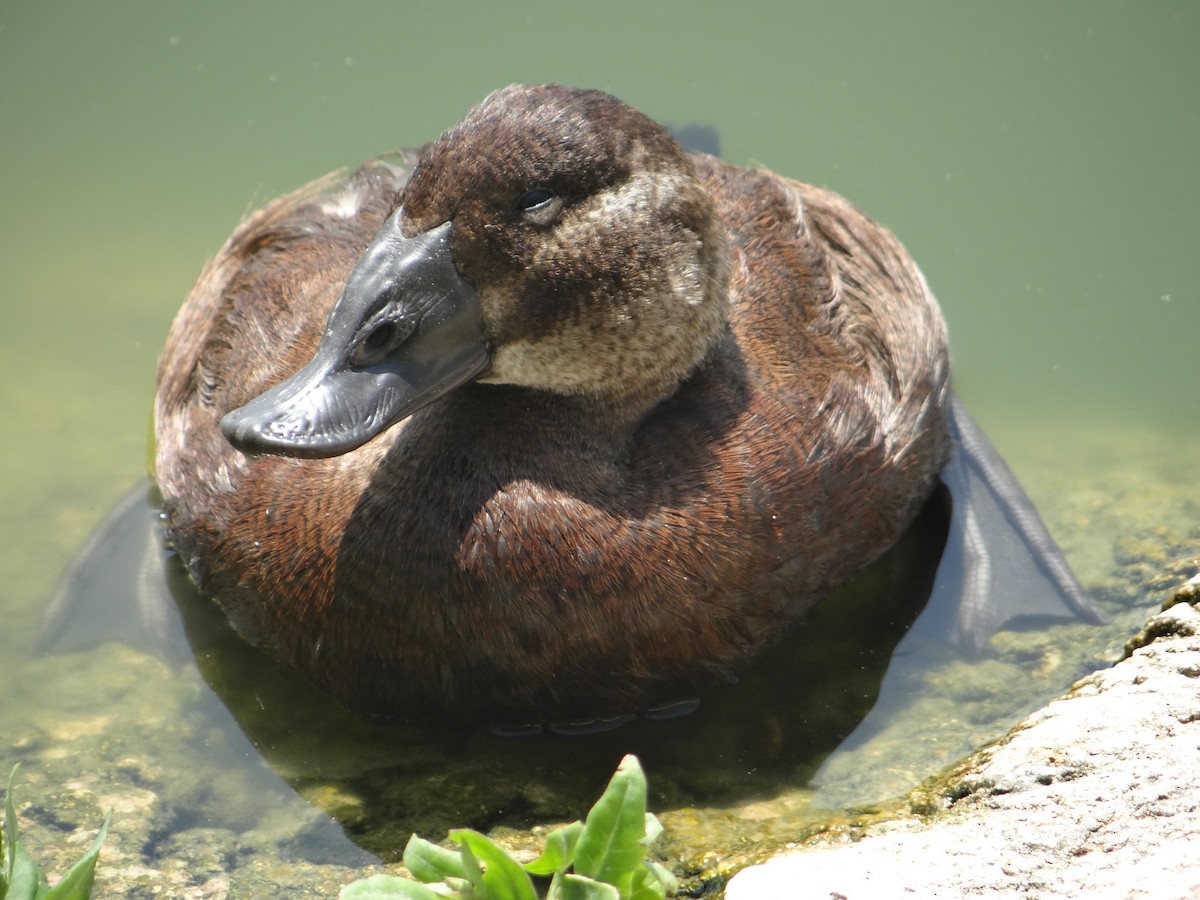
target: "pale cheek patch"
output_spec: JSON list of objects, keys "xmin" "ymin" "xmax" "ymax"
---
[
  {"xmin": 487, "ymin": 338, "xmax": 608, "ymax": 393},
  {"xmin": 483, "ymin": 257, "xmax": 717, "ymax": 402},
  {"xmin": 482, "ymin": 166, "xmax": 729, "ymax": 405},
  {"xmin": 556, "ymin": 169, "xmax": 689, "ymax": 248}
]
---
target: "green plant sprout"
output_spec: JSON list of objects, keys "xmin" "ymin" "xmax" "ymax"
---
[
  {"xmin": 1, "ymin": 765, "xmax": 110, "ymax": 900},
  {"xmin": 340, "ymin": 754, "xmax": 676, "ymax": 899}
]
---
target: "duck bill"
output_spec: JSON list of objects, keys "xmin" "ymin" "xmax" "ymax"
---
[{"xmin": 220, "ymin": 217, "xmax": 488, "ymax": 458}]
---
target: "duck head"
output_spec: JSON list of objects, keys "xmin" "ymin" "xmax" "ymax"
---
[{"xmin": 220, "ymin": 84, "xmax": 731, "ymax": 457}]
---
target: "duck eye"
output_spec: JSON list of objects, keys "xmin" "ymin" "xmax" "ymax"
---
[
  {"xmin": 364, "ymin": 323, "xmax": 395, "ymax": 353},
  {"xmin": 514, "ymin": 187, "xmax": 563, "ymax": 226},
  {"xmin": 516, "ymin": 188, "xmax": 555, "ymax": 212},
  {"xmin": 350, "ymin": 322, "xmax": 399, "ymax": 367}
]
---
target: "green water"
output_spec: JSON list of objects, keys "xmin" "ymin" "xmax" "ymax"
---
[{"xmin": 2, "ymin": 2, "xmax": 1197, "ymax": 896}]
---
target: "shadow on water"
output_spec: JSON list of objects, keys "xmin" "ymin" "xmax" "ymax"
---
[{"xmin": 159, "ymin": 485, "xmax": 951, "ymax": 861}]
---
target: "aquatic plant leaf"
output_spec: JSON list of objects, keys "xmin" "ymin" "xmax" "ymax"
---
[
  {"xmin": 450, "ymin": 833, "xmax": 484, "ymax": 895},
  {"xmin": 648, "ymin": 861, "xmax": 677, "ymax": 894},
  {"xmin": 5, "ymin": 765, "xmax": 51, "ymax": 900},
  {"xmin": 640, "ymin": 814, "xmax": 662, "ymax": 847},
  {"xmin": 523, "ymin": 820, "xmax": 583, "ymax": 876},
  {"xmin": 337, "ymin": 873, "xmax": 443, "ymax": 899},
  {"xmin": 42, "ymin": 810, "xmax": 110, "ymax": 900},
  {"xmin": 629, "ymin": 861, "xmax": 676, "ymax": 900},
  {"xmin": 402, "ymin": 835, "xmax": 467, "ymax": 883},
  {"xmin": 343, "ymin": 757, "xmax": 674, "ymax": 900},
  {"xmin": 5, "ymin": 764, "xmax": 18, "ymax": 888},
  {"xmin": 7, "ymin": 842, "xmax": 50, "ymax": 900},
  {"xmin": 450, "ymin": 829, "xmax": 537, "ymax": 900},
  {"xmin": 572, "ymin": 755, "xmax": 648, "ymax": 893},
  {"xmin": 2, "ymin": 766, "xmax": 110, "ymax": 900},
  {"xmin": 552, "ymin": 873, "xmax": 619, "ymax": 900}
]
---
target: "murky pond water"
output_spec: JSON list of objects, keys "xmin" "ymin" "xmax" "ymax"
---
[{"xmin": 2, "ymin": 3, "xmax": 1197, "ymax": 897}]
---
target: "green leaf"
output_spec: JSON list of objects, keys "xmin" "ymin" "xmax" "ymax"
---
[
  {"xmin": 640, "ymin": 814, "xmax": 663, "ymax": 847},
  {"xmin": 647, "ymin": 860, "xmax": 678, "ymax": 894},
  {"xmin": 452, "ymin": 832, "xmax": 484, "ymax": 894},
  {"xmin": 42, "ymin": 809, "xmax": 110, "ymax": 900},
  {"xmin": 5, "ymin": 765, "xmax": 51, "ymax": 900},
  {"xmin": 523, "ymin": 821, "xmax": 583, "ymax": 876},
  {"xmin": 572, "ymin": 755, "xmax": 649, "ymax": 893},
  {"xmin": 6, "ymin": 764, "xmax": 20, "ymax": 888},
  {"xmin": 337, "ymin": 873, "xmax": 444, "ymax": 899},
  {"xmin": 553, "ymin": 873, "xmax": 619, "ymax": 900},
  {"xmin": 401, "ymin": 835, "xmax": 467, "ymax": 883},
  {"xmin": 449, "ymin": 829, "xmax": 537, "ymax": 900},
  {"xmin": 629, "ymin": 861, "xmax": 677, "ymax": 900},
  {"xmin": 7, "ymin": 842, "xmax": 49, "ymax": 900}
]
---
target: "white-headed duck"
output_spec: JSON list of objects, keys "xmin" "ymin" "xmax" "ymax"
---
[{"xmin": 154, "ymin": 84, "xmax": 1096, "ymax": 727}]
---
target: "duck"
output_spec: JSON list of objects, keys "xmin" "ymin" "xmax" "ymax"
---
[{"xmin": 153, "ymin": 84, "xmax": 1097, "ymax": 728}]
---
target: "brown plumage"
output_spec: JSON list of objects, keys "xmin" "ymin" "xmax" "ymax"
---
[{"xmin": 155, "ymin": 84, "xmax": 951, "ymax": 725}]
